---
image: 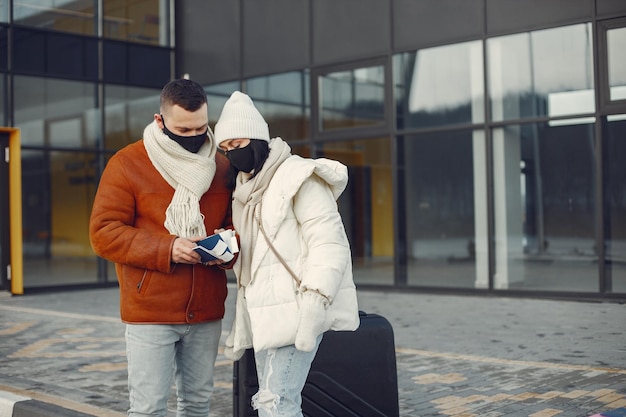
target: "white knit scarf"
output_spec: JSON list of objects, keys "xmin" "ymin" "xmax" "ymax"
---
[
  {"xmin": 143, "ymin": 120, "xmax": 217, "ymax": 238},
  {"xmin": 232, "ymin": 137, "xmax": 291, "ymax": 287}
]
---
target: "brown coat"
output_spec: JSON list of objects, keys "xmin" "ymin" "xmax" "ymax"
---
[{"xmin": 89, "ymin": 140, "xmax": 232, "ymax": 324}]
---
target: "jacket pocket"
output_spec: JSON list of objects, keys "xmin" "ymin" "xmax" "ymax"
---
[
  {"xmin": 136, "ymin": 269, "xmax": 151, "ymax": 294},
  {"xmin": 121, "ymin": 264, "xmax": 151, "ymax": 294}
]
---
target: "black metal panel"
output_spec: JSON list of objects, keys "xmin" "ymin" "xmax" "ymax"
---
[
  {"xmin": 597, "ymin": 0, "xmax": 626, "ymax": 17},
  {"xmin": 312, "ymin": 0, "xmax": 390, "ymax": 66},
  {"xmin": 127, "ymin": 44, "xmax": 170, "ymax": 88},
  {"xmin": 242, "ymin": 0, "xmax": 309, "ymax": 78},
  {"xmin": 47, "ymin": 32, "xmax": 98, "ymax": 80},
  {"xmin": 13, "ymin": 27, "xmax": 46, "ymax": 74},
  {"xmin": 104, "ymin": 40, "xmax": 170, "ymax": 88},
  {"xmin": 13, "ymin": 27, "xmax": 98, "ymax": 80},
  {"xmin": 175, "ymin": 0, "xmax": 240, "ymax": 84},
  {"xmin": 103, "ymin": 40, "xmax": 127, "ymax": 84},
  {"xmin": 486, "ymin": 0, "xmax": 593, "ymax": 35},
  {"xmin": 0, "ymin": 26, "xmax": 7, "ymax": 71},
  {"xmin": 393, "ymin": 0, "xmax": 484, "ymax": 52}
]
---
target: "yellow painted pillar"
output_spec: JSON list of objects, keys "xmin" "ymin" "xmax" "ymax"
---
[{"xmin": 2, "ymin": 128, "xmax": 23, "ymax": 295}]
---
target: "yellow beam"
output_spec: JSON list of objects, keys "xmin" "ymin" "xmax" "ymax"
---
[{"xmin": 2, "ymin": 128, "xmax": 23, "ymax": 295}]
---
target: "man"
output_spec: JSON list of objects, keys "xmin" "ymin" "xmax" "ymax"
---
[{"xmin": 89, "ymin": 79, "xmax": 232, "ymax": 417}]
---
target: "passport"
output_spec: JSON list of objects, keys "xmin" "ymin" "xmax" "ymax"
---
[{"xmin": 193, "ymin": 229, "xmax": 239, "ymax": 263}]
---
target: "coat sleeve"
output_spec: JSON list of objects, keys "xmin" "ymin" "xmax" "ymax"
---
[
  {"xmin": 89, "ymin": 153, "xmax": 175, "ymax": 273},
  {"xmin": 292, "ymin": 174, "xmax": 351, "ymax": 303}
]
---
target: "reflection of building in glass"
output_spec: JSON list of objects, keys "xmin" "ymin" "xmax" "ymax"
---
[{"xmin": 1, "ymin": 0, "xmax": 625, "ymax": 300}]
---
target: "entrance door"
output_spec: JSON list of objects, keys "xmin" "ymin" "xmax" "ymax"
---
[{"xmin": 0, "ymin": 132, "xmax": 10, "ymax": 291}]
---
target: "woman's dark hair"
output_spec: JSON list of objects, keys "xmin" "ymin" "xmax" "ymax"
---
[{"xmin": 225, "ymin": 139, "xmax": 270, "ymax": 190}]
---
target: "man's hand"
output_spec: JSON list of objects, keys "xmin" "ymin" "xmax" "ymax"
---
[
  {"xmin": 171, "ymin": 232, "xmax": 228, "ymax": 265},
  {"xmin": 171, "ymin": 237, "xmax": 202, "ymax": 264}
]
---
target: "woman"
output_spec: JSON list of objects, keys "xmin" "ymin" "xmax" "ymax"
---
[{"xmin": 215, "ymin": 91, "xmax": 359, "ymax": 416}]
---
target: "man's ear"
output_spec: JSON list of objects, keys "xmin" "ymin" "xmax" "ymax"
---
[{"xmin": 154, "ymin": 113, "xmax": 164, "ymax": 129}]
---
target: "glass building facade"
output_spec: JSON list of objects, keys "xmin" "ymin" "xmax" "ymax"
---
[{"xmin": 1, "ymin": 0, "xmax": 625, "ymax": 301}]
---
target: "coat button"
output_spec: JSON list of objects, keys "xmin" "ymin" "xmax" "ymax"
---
[{"xmin": 188, "ymin": 312, "xmax": 195, "ymax": 319}]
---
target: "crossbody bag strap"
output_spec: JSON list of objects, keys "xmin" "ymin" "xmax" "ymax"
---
[{"xmin": 257, "ymin": 204, "xmax": 302, "ymax": 287}]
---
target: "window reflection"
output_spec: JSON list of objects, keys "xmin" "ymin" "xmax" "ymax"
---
[
  {"xmin": 319, "ymin": 138, "xmax": 393, "ymax": 286},
  {"xmin": 14, "ymin": 76, "xmax": 98, "ymax": 148},
  {"xmin": 403, "ymin": 130, "xmax": 487, "ymax": 288},
  {"xmin": 319, "ymin": 66, "xmax": 384, "ymax": 131},
  {"xmin": 13, "ymin": 0, "xmax": 97, "ymax": 35},
  {"xmin": 604, "ymin": 115, "xmax": 626, "ymax": 293},
  {"xmin": 21, "ymin": 149, "xmax": 99, "ymax": 287},
  {"xmin": 0, "ymin": 2, "xmax": 7, "ymax": 22},
  {"xmin": 104, "ymin": 84, "xmax": 160, "ymax": 150},
  {"xmin": 492, "ymin": 122, "xmax": 597, "ymax": 292},
  {"xmin": 247, "ymin": 71, "xmax": 310, "ymax": 141},
  {"xmin": 395, "ymin": 41, "xmax": 484, "ymax": 129},
  {"xmin": 607, "ymin": 27, "xmax": 626, "ymax": 101},
  {"xmin": 488, "ymin": 24, "xmax": 594, "ymax": 122},
  {"xmin": 205, "ymin": 81, "xmax": 240, "ymax": 127},
  {"xmin": 104, "ymin": 0, "xmax": 169, "ymax": 46}
]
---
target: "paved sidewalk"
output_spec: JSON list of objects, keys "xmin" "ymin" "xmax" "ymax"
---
[{"xmin": 0, "ymin": 284, "xmax": 625, "ymax": 416}]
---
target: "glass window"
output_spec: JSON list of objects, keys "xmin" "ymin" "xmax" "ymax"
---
[
  {"xmin": 395, "ymin": 41, "xmax": 484, "ymax": 129},
  {"xmin": 104, "ymin": 0, "xmax": 170, "ymax": 46},
  {"xmin": 607, "ymin": 27, "xmax": 626, "ymax": 101},
  {"xmin": 492, "ymin": 121, "xmax": 597, "ymax": 292},
  {"xmin": 0, "ymin": 2, "xmax": 7, "ymax": 22},
  {"xmin": 318, "ymin": 137, "xmax": 393, "ymax": 286},
  {"xmin": 104, "ymin": 84, "xmax": 161, "ymax": 150},
  {"xmin": 13, "ymin": 0, "xmax": 97, "ymax": 36},
  {"xmin": 319, "ymin": 65, "xmax": 385, "ymax": 131},
  {"xmin": 604, "ymin": 114, "xmax": 626, "ymax": 293},
  {"xmin": 14, "ymin": 76, "xmax": 98, "ymax": 149},
  {"xmin": 403, "ymin": 130, "xmax": 488, "ymax": 288},
  {"xmin": 488, "ymin": 24, "xmax": 594, "ymax": 122},
  {"xmin": 205, "ymin": 81, "xmax": 240, "ymax": 125},
  {"xmin": 21, "ymin": 149, "xmax": 99, "ymax": 287},
  {"xmin": 247, "ymin": 71, "xmax": 310, "ymax": 141}
]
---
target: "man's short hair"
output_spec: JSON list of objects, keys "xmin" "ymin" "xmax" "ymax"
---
[{"xmin": 160, "ymin": 79, "xmax": 207, "ymax": 113}]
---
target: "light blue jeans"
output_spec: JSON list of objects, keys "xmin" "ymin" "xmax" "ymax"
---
[
  {"xmin": 125, "ymin": 321, "xmax": 222, "ymax": 417},
  {"xmin": 252, "ymin": 335, "xmax": 323, "ymax": 417}
]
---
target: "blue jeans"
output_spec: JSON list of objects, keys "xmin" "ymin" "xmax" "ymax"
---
[
  {"xmin": 252, "ymin": 335, "xmax": 322, "ymax": 417},
  {"xmin": 125, "ymin": 321, "xmax": 222, "ymax": 417}
]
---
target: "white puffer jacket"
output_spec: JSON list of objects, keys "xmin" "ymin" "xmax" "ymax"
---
[{"xmin": 226, "ymin": 155, "xmax": 360, "ymax": 359}]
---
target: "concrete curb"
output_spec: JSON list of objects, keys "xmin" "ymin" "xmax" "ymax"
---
[{"xmin": 0, "ymin": 391, "xmax": 95, "ymax": 417}]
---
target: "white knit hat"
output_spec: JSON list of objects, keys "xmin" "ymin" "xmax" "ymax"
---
[{"xmin": 214, "ymin": 91, "xmax": 270, "ymax": 146}]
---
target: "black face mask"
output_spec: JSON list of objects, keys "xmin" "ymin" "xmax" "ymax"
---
[
  {"xmin": 226, "ymin": 145, "xmax": 255, "ymax": 173},
  {"xmin": 161, "ymin": 115, "xmax": 207, "ymax": 153}
]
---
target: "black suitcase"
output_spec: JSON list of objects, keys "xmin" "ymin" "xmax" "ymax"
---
[{"xmin": 232, "ymin": 311, "xmax": 399, "ymax": 417}]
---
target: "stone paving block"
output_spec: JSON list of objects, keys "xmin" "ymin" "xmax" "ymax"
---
[{"xmin": 527, "ymin": 409, "xmax": 563, "ymax": 417}]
